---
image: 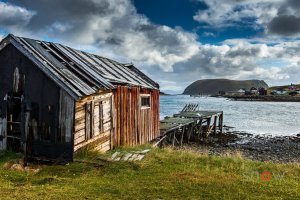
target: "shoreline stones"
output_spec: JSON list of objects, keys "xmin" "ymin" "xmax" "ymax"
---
[{"xmin": 186, "ymin": 132, "xmax": 300, "ymax": 163}]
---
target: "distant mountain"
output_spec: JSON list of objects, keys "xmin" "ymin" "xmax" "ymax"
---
[
  {"xmin": 161, "ymin": 90, "xmax": 180, "ymax": 95},
  {"xmin": 183, "ymin": 79, "xmax": 269, "ymax": 95},
  {"xmin": 160, "ymin": 91, "xmax": 170, "ymax": 95}
]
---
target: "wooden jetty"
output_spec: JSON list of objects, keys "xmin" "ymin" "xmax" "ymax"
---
[{"xmin": 159, "ymin": 104, "xmax": 223, "ymax": 147}]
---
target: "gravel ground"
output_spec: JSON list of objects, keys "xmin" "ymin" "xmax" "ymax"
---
[{"xmin": 178, "ymin": 131, "xmax": 300, "ymax": 163}]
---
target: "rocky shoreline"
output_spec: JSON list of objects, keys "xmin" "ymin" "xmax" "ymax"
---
[
  {"xmin": 224, "ymin": 95, "xmax": 300, "ymax": 102},
  {"xmin": 182, "ymin": 130, "xmax": 300, "ymax": 163}
]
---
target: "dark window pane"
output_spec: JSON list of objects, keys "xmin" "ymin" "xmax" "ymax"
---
[{"xmin": 141, "ymin": 96, "xmax": 150, "ymax": 108}]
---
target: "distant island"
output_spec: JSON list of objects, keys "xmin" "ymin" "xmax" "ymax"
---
[
  {"xmin": 182, "ymin": 79, "xmax": 300, "ymax": 101},
  {"xmin": 183, "ymin": 79, "xmax": 268, "ymax": 95},
  {"xmin": 159, "ymin": 91, "xmax": 170, "ymax": 95}
]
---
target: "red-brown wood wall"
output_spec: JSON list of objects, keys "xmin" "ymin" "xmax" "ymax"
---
[{"xmin": 112, "ymin": 86, "xmax": 160, "ymax": 147}]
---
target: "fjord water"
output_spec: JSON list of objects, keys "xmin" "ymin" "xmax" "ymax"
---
[{"xmin": 160, "ymin": 95, "xmax": 300, "ymax": 136}]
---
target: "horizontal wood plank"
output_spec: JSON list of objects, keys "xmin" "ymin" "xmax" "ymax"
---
[{"xmin": 74, "ymin": 131, "xmax": 110, "ymax": 152}]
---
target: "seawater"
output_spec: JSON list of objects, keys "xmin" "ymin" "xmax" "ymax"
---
[{"xmin": 160, "ymin": 95, "xmax": 300, "ymax": 136}]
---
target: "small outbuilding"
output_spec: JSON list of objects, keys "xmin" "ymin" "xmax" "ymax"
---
[{"xmin": 0, "ymin": 34, "xmax": 160, "ymax": 162}]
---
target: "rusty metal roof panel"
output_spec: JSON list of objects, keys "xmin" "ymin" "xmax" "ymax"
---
[
  {"xmin": 56, "ymin": 45, "xmax": 158, "ymax": 89},
  {"xmin": 17, "ymin": 37, "xmax": 98, "ymax": 96},
  {"xmin": 1, "ymin": 34, "xmax": 159, "ymax": 99},
  {"xmin": 53, "ymin": 44, "xmax": 114, "ymax": 89},
  {"xmin": 90, "ymin": 54, "xmax": 157, "ymax": 89}
]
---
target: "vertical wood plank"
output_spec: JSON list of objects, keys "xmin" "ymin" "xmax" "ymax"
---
[
  {"xmin": 90, "ymin": 101, "xmax": 94, "ymax": 138},
  {"xmin": 130, "ymin": 89, "xmax": 134, "ymax": 145},
  {"xmin": 110, "ymin": 96, "xmax": 114, "ymax": 148},
  {"xmin": 134, "ymin": 88, "xmax": 138, "ymax": 144},
  {"xmin": 117, "ymin": 86, "xmax": 121, "ymax": 146},
  {"xmin": 0, "ymin": 118, "xmax": 7, "ymax": 150},
  {"xmin": 123, "ymin": 86, "xmax": 126, "ymax": 145},
  {"xmin": 85, "ymin": 102, "xmax": 91, "ymax": 140},
  {"xmin": 59, "ymin": 89, "xmax": 75, "ymax": 143},
  {"xmin": 128, "ymin": 89, "xmax": 131, "ymax": 145},
  {"xmin": 156, "ymin": 90, "xmax": 159, "ymax": 137}
]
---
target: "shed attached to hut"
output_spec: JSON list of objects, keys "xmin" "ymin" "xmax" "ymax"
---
[{"xmin": 0, "ymin": 34, "xmax": 160, "ymax": 162}]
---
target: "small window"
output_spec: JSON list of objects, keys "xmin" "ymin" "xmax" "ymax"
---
[
  {"xmin": 85, "ymin": 101, "xmax": 105, "ymax": 141},
  {"xmin": 141, "ymin": 95, "xmax": 151, "ymax": 109}
]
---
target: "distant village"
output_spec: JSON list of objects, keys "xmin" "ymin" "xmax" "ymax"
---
[{"xmin": 220, "ymin": 84, "xmax": 300, "ymax": 97}]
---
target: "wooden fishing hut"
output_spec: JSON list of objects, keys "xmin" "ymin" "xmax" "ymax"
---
[{"xmin": 0, "ymin": 34, "xmax": 160, "ymax": 162}]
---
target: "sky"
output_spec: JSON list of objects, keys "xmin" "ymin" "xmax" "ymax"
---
[{"xmin": 0, "ymin": 0, "xmax": 300, "ymax": 93}]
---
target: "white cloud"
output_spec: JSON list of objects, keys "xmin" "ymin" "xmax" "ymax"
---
[
  {"xmin": 203, "ymin": 32, "xmax": 216, "ymax": 37},
  {"xmin": 193, "ymin": 0, "xmax": 282, "ymax": 28},
  {"xmin": 114, "ymin": 26, "xmax": 199, "ymax": 72},
  {"xmin": 1, "ymin": 0, "xmax": 300, "ymax": 91},
  {"xmin": 5, "ymin": 0, "xmax": 200, "ymax": 72},
  {"xmin": 0, "ymin": 2, "xmax": 35, "ymax": 30},
  {"xmin": 194, "ymin": 0, "xmax": 300, "ymax": 37},
  {"xmin": 153, "ymin": 39, "xmax": 300, "ymax": 90}
]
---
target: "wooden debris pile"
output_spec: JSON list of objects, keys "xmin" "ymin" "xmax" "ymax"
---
[
  {"xmin": 110, "ymin": 149, "xmax": 151, "ymax": 161},
  {"xmin": 3, "ymin": 159, "xmax": 43, "ymax": 173}
]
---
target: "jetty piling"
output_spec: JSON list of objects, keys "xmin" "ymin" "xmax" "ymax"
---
[{"xmin": 159, "ymin": 104, "xmax": 223, "ymax": 147}]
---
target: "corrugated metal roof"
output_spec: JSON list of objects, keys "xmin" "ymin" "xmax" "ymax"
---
[{"xmin": 0, "ymin": 34, "xmax": 159, "ymax": 99}]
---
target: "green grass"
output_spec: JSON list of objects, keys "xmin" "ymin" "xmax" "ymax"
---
[{"xmin": 0, "ymin": 147, "xmax": 300, "ymax": 200}]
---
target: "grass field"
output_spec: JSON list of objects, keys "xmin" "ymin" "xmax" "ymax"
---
[{"xmin": 0, "ymin": 146, "xmax": 300, "ymax": 200}]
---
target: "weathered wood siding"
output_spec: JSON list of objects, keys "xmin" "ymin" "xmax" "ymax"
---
[
  {"xmin": 74, "ymin": 92, "xmax": 112, "ymax": 152},
  {"xmin": 113, "ymin": 86, "xmax": 160, "ymax": 147},
  {"xmin": 0, "ymin": 118, "xmax": 7, "ymax": 150},
  {"xmin": 59, "ymin": 89, "xmax": 74, "ymax": 143},
  {"xmin": 0, "ymin": 44, "xmax": 73, "ymax": 160}
]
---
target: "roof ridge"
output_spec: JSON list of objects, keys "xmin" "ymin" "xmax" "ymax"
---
[{"xmin": 1, "ymin": 34, "xmax": 159, "ymax": 98}]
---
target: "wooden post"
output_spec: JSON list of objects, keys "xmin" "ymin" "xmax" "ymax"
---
[
  {"xmin": 206, "ymin": 118, "xmax": 211, "ymax": 137},
  {"xmin": 187, "ymin": 124, "xmax": 192, "ymax": 142},
  {"xmin": 213, "ymin": 116, "xmax": 217, "ymax": 135},
  {"xmin": 180, "ymin": 127, "xmax": 185, "ymax": 146},
  {"xmin": 198, "ymin": 119, "xmax": 203, "ymax": 138},
  {"xmin": 172, "ymin": 131, "xmax": 176, "ymax": 147},
  {"xmin": 219, "ymin": 113, "xmax": 223, "ymax": 134}
]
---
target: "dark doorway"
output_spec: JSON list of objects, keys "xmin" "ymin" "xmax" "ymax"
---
[
  {"xmin": 6, "ymin": 67, "xmax": 25, "ymax": 152},
  {"xmin": 6, "ymin": 93, "xmax": 22, "ymax": 151}
]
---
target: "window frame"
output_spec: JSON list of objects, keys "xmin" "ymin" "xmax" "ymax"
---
[
  {"xmin": 93, "ymin": 101, "xmax": 104, "ymax": 137},
  {"xmin": 140, "ymin": 94, "xmax": 151, "ymax": 109}
]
